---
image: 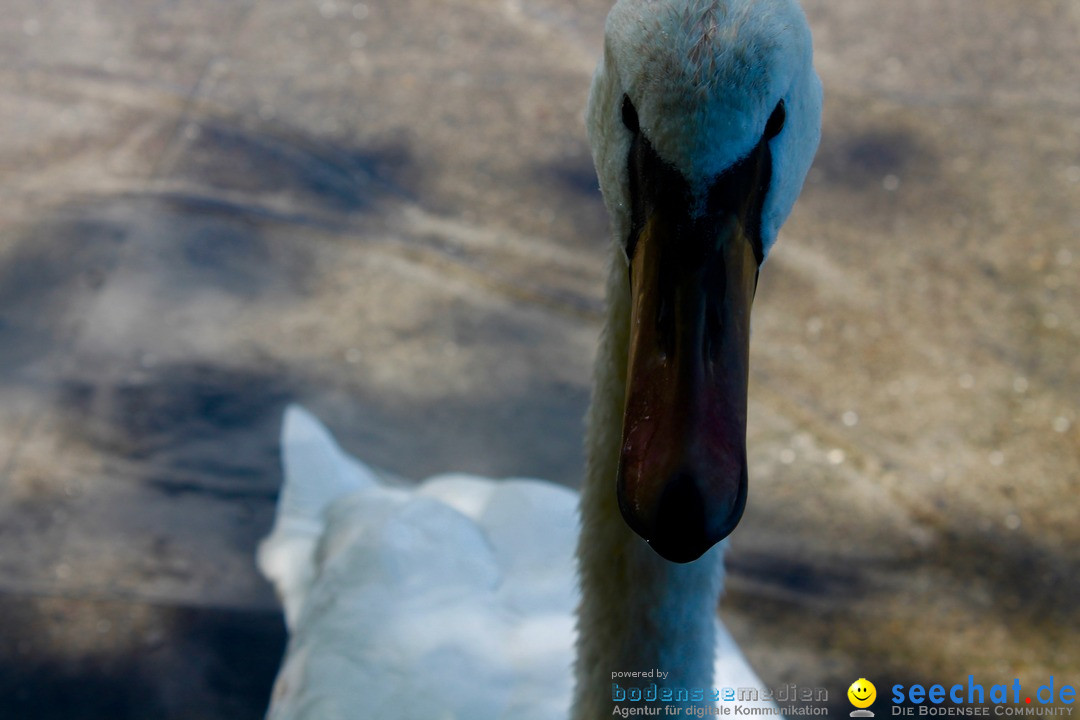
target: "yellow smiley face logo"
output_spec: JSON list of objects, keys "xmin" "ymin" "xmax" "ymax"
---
[{"xmin": 848, "ymin": 678, "xmax": 876, "ymax": 709}]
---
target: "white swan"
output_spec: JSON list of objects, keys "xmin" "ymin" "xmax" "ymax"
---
[{"xmin": 258, "ymin": 0, "xmax": 822, "ymax": 717}]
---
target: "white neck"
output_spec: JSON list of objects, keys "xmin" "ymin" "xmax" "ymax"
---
[{"xmin": 571, "ymin": 251, "xmax": 726, "ymax": 719}]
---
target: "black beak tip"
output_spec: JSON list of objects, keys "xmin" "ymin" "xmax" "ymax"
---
[{"xmin": 622, "ymin": 466, "xmax": 748, "ymax": 564}]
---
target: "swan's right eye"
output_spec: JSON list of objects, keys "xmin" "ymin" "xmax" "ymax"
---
[
  {"xmin": 621, "ymin": 95, "xmax": 640, "ymax": 134},
  {"xmin": 764, "ymin": 99, "xmax": 785, "ymax": 139}
]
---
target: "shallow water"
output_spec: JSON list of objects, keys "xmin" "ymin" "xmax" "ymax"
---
[{"xmin": 0, "ymin": 0, "xmax": 1077, "ymax": 717}]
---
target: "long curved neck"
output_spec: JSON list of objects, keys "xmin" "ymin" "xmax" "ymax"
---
[{"xmin": 572, "ymin": 251, "xmax": 726, "ymax": 719}]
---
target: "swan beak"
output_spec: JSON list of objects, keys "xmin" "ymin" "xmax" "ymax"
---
[{"xmin": 617, "ymin": 210, "xmax": 758, "ymax": 563}]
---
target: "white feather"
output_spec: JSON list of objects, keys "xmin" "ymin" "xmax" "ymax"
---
[
  {"xmin": 260, "ymin": 408, "xmax": 775, "ymax": 719},
  {"xmin": 261, "ymin": 407, "xmax": 577, "ymax": 719}
]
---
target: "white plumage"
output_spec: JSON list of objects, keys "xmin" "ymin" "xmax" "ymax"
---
[{"xmin": 259, "ymin": 407, "xmax": 767, "ymax": 718}]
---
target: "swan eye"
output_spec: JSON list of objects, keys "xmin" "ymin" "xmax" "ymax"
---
[
  {"xmin": 621, "ymin": 95, "xmax": 640, "ymax": 134},
  {"xmin": 764, "ymin": 99, "xmax": 785, "ymax": 139}
]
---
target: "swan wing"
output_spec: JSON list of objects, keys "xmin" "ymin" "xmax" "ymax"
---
[
  {"xmin": 257, "ymin": 404, "xmax": 381, "ymax": 630},
  {"xmin": 260, "ymin": 407, "xmax": 577, "ymax": 719}
]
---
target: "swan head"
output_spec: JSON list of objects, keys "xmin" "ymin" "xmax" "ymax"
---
[{"xmin": 587, "ymin": 0, "xmax": 822, "ymax": 562}]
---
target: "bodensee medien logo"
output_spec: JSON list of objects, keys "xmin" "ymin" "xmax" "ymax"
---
[{"xmin": 611, "ymin": 681, "xmax": 828, "ymax": 716}]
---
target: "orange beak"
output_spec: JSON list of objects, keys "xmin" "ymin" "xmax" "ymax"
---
[{"xmin": 617, "ymin": 208, "xmax": 759, "ymax": 563}]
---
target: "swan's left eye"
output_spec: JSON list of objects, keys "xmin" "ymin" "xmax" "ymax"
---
[
  {"xmin": 764, "ymin": 99, "xmax": 785, "ymax": 139},
  {"xmin": 622, "ymin": 95, "xmax": 640, "ymax": 134}
]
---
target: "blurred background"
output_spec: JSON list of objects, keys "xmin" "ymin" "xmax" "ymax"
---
[{"xmin": 0, "ymin": 0, "xmax": 1077, "ymax": 717}]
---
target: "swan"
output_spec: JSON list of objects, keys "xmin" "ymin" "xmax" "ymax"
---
[{"xmin": 258, "ymin": 0, "xmax": 822, "ymax": 717}]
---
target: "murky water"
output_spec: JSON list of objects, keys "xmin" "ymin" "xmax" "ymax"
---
[{"xmin": 0, "ymin": 0, "xmax": 1077, "ymax": 717}]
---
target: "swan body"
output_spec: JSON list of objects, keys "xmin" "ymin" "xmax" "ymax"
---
[
  {"xmin": 259, "ymin": 406, "xmax": 769, "ymax": 718},
  {"xmin": 259, "ymin": 0, "xmax": 821, "ymax": 717}
]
